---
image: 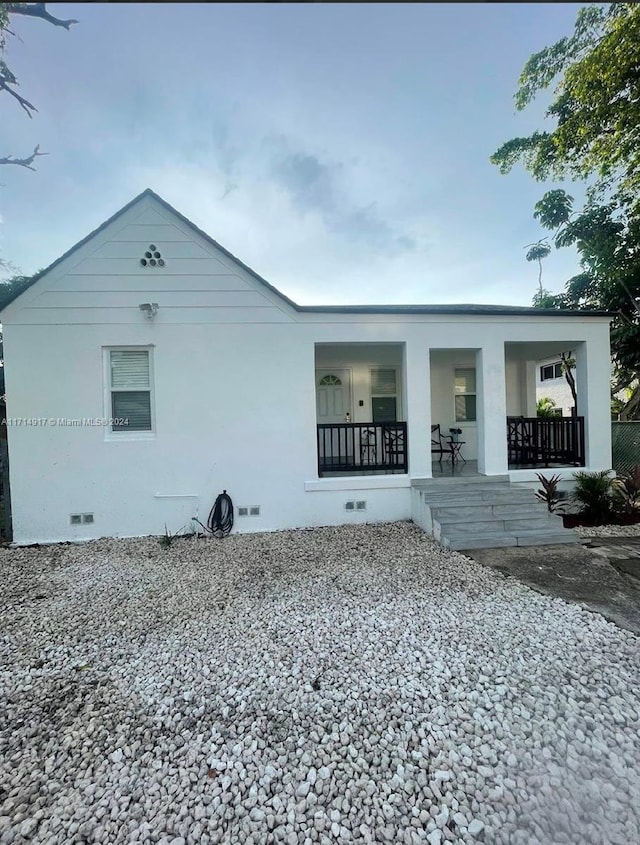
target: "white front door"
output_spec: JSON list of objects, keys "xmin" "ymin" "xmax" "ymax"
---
[
  {"xmin": 316, "ymin": 369, "xmax": 352, "ymax": 469},
  {"xmin": 316, "ymin": 369, "xmax": 352, "ymax": 423}
]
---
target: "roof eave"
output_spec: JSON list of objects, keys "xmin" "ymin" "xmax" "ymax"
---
[{"xmin": 297, "ymin": 304, "xmax": 615, "ymax": 318}]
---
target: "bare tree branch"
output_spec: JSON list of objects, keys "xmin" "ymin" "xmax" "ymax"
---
[
  {"xmin": 0, "ymin": 73, "xmax": 37, "ymax": 116},
  {"xmin": 0, "ymin": 4, "xmax": 79, "ymax": 173},
  {"xmin": 0, "ymin": 144, "xmax": 48, "ymax": 171},
  {"xmin": 5, "ymin": 3, "xmax": 78, "ymax": 30}
]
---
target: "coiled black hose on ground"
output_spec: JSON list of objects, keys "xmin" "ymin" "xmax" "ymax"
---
[{"xmin": 207, "ymin": 490, "xmax": 234, "ymax": 538}]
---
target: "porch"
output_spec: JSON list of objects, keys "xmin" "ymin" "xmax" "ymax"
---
[
  {"xmin": 316, "ymin": 416, "xmax": 586, "ymax": 477},
  {"xmin": 314, "ymin": 338, "xmax": 601, "ymax": 480}
]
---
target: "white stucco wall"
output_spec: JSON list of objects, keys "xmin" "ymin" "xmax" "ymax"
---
[
  {"xmin": 535, "ymin": 354, "xmax": 575, "ymax": 415},
  {"xmin": 1, "ymin": 194, "xmax": 613, "ymax": 544}
]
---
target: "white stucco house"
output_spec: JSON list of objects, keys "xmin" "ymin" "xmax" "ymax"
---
[
  {"xmin": 1, "ymin": 190, "xmax": 613, "ymax": 547},
  {"xmin": 535, "ymin": 354, "xmax": 575, "ymax": 416}
]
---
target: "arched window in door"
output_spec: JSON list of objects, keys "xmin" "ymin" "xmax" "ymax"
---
[{"xmin": 319, "ymin": 374, "xmax": 342, "ymax": 386}]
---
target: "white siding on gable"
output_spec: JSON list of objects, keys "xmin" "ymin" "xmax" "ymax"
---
[
  {"xmin": 10, "ymin": 307, "xmax": 291, "ymax": 325},
  {"xmin": 7, "ymin": 195, "xmax": 295, "ymax": 326},
  {"xmin": 67, "ymin": 257, "xmax": 241, "ymax": 276},
  {"xmin": 31, "ymin": 291, "xmax": 277, "ymax": 309},
  {"xmin": 91, "ymin": 241, "xmax": 212, "ymax": 259},
  {"xmin": 45, "ymin": 274, "xmax": 251, "ymax": 293},
  {"xmin": 100, "ymin": 223, "xmax": 191, "ymax": 242},
  {"xmin": 130, "ymin": 207, "xmax": 177, "ymax": 226}
]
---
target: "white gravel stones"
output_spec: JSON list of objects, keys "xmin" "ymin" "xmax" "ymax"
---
[
  {"xmin": 1, "ymin": 521, "xmax": 640, "ymax": 845},
  {"xmin": 468, "ymin": 818, "xmax": 485, "ymax": 837},
  {"xmin": 576, "ymin": 523, "xmax": 640, "ymax": 537}
]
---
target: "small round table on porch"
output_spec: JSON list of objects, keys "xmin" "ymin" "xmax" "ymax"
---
[{"xmin": 449, "ymin": 440, "xmax": 466, "ymax": 464}]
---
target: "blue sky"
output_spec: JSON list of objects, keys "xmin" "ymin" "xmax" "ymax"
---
[{"xmin": 1, "ymin": 3, "xmax": 586, "ymax": 306}]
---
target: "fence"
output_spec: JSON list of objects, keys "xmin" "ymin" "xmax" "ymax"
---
[
  {"xmin": 612, "ymin": 421, "xmax": 640, "ymax": 475},
  {"xmin": 317, "ymin": 422, "xmax": 408, "ymax": 475},
  {"xmin": 506, "ymin": 416, "xmax": 585, "ymax": 468}
]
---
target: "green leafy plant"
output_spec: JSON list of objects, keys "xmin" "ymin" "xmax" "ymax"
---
[
  {"xmin": 158, "ymin": 524, "xmax": 174, "ymax": 549},
  {"xmin": 572, "ymin": 470, "xmax": 615, "ymax": 524},
  {"xmin": 612, "ymin": 465, "xmax": 640, "ymax": 513},
  {"xmin": 158, "ymin": 521, "xmax": 196, "ymax": 549},
  {"xmin": 536, "ymin": 397, "xmax": 558, "ymax": 418},
  {"xmin": 535, "ymin": 473, "xmax": 564, "ymax": 513}
]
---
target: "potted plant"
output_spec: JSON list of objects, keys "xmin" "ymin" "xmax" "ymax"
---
[{"xmin": 449, "ymin": 427, "xmax": 462, "ymax": 443}]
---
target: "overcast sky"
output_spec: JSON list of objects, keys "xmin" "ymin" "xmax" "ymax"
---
[{"xmin": 1, "ymin": 3, "xmax": 586, "ymax": 306}]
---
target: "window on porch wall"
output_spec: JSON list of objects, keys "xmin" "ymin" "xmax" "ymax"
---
[
  {"xmin": 454, "ymin": 368, "xmax": 476, "ymax": 422},
  {"xmin": 371, "ymin": 368, "xmax": 398, "ymax": 423}
]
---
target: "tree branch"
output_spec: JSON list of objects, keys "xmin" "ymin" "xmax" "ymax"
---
[
  {"xmin": 619, "ymin": 382, "xmax": 640, "ymax": 421},
  {"xmin": 0, "ymin": 145, "xmax": 48, "ymax": 171},
  {"xmin": 0, "ymin": 74, "xmax": 37, "ymax": 117},
  {"xmin": 560, "ymin": 351, "xmax": 578, "ymax": 410},
  {"xmin": 5, "ymin": 3, "xmax": 78, "ymax": 30},
  {"xmin": 611, "ymin": 371, "xmax": 638, "ymax": 396}
]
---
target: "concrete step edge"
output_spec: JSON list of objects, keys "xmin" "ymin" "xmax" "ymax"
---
[
  {"xmin": 412, "ymin": 475, "xmax": 510, "ymax": 488},
  {"xmin": 432, "ymin": 505, "xmax": 550, "ymax": 520},
  {"xmin": 438, "ymin": 519, "xmax": 561, "ymax": 536},
  {"xmin": 443, "ymin": 531, "xmax": 578, "ymax": 550}
]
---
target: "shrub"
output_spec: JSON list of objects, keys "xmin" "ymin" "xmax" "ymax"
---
[
  {"xmin": 612, "ymin": 465, "xmax": 640, "ymax": 513},
  {"xmin": 535, "ymin": 473, "xmax": 564, "ymax": 513},
  {"xmin": 159, "ymin": 524, "xmax": 175, "ymax": 549},
  {"xmin": 536, "ymin": 397, "xmax": 559, "ymax": 418},
  {"xmin": 158, "ymin": 521, "xmax": 195, "ymax": 549},
  {"xmin": 572, "ymin": 470, "xmax": 615, "ymax": 524}
]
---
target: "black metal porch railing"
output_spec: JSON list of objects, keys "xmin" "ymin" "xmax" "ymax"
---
[
  {"xmin": 317, "ymin": 422, "xmax": 408, "ymax": 475},
  {"xmin": 507, "ymin": 416, "xmax": 585, "ymax": 468}
]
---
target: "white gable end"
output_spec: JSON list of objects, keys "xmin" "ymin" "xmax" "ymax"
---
[{"xmin": 3, "ymin": 193, "xmax": 295, "ymax": 325}]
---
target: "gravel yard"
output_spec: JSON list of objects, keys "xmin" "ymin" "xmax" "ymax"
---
[
  {"xmin": 1, "ymin": 521, "xmax": 639, "ymax": 845},
  {"xmin": 576, "ymin": 523, "xmax": 640, "ymax": 537}
]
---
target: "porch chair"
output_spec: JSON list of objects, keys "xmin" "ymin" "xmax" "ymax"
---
[
  {"xmin": 360, "ymin": 426, "xmax": 377, "ymax": 466},
  {"xmin": 431, "ymin": 424, "xmax": 452, "ymax": 462},
  {"xmin": 383, "ymin": 425, "xmax": 406, "ymax": 469}
]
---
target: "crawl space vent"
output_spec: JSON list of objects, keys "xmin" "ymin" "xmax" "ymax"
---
[{"xmin": 140, "ymin": 244, "xmax": 165, "ymax": 268}]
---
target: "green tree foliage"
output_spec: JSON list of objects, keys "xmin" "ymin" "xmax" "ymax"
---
[
  {"xmin": 525, "ymin": 239, "xmax": 551, "ymax": 298},
  {"xmin": 536, "ymin": 396, "xmax": 558, "ymax": 418},
  {"xmin": 491, "ymin": 3, "xmax": 640, "ymax": 419},
  {"xmin": 1, "ymin": 3, "xmax": 78, "ymax": 170},
  {"xmin": 492, "ymin": 4, "xmax": 640, "ymax": 215},
  {"xmin": 0, "ymin": 273, "xmax": 33, "ymax": 310}
]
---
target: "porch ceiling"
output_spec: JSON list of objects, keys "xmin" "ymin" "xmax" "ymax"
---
[{"xmin": 505, "ymin": 341, "xmax": 581, "ymax": 361}]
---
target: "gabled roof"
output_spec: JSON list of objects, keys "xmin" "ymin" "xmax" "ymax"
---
[
  {"xmin": 0, "ymin": 189, "xmax": 614, "ymax": 319},
  {"xmin": 1, "ymin": 188, "xmax": 299, "ymax": 314}
]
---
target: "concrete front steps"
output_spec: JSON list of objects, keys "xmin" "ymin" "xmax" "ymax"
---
[{"xmin": 411, "ymin": 475, "xmax": 578, "ymax": 550}]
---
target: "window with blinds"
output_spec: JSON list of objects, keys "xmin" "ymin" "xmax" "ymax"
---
[
  {"xmin": 371, "ymin": 368, "xmax": 397, "ymax": 395},
  {"xmin": 454, "ymin": 367, "xmax": 477, "ymax": 422},
  {"xmin": 109, "ymin": 349, "xmax": 152, "ymax": 431},
  {"xmin": 371, "ymin": 368, "xmax": 398, "ymax": 423}
]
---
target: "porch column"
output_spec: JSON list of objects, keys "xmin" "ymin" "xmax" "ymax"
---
[
  {"xmin": 476, "ymin": 342, "xmax": 508, "ymax": 475},
  {"xmin": 404, "ymin": 341, "xmax": 431, "ymax": 478},
  {"xmin": 524, "ymin": 360, "xmax": 538, "ymax": 417},
  {"xmin": 574, "ymin": 339, "xmax": 612, "ymax": 469}
]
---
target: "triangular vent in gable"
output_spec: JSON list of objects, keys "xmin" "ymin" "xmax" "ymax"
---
[{"xmin": 140, "ymin": 244, "xmax": 165, "ymax": 268}]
